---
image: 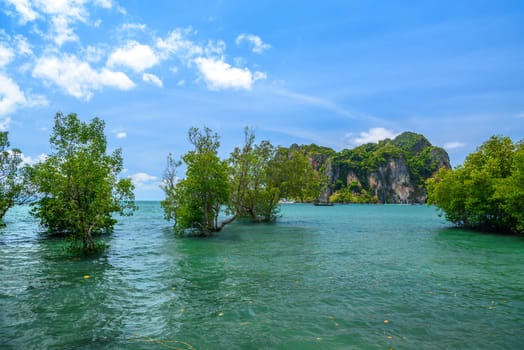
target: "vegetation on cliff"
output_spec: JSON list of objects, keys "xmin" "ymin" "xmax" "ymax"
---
[
  {"xmin": 292, "ymin": 132, "xmax": 450, "ymax": 204},
  {"xmin": 427, "ymin": 136, "xmax": 524, "ymax": 235}
]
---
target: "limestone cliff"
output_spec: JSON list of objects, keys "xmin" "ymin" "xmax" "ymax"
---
[{"xmin": 296, "ymin": 132, "xmax": 450, "ymax": 204}]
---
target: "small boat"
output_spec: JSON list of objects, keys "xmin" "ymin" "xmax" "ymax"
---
[
  {"xmin": 313, "ymin": 201, "xmax": 334, "ymax": 206},
  {"xmin": 279, "ymin": 198, "xmax": 296, "ymax": 204}
]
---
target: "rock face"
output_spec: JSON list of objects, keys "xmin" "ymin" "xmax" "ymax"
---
[{"xmin": 300, "ymin": 132, "xmax": 451, "ymax": 204}]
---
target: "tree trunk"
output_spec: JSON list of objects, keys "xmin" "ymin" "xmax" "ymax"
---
[
  {"xmin": 215, "ymin": 214, "xmax": 239, "ymax": 231},
  {"xmin": 82, "ymin": 223, "xmax": 97, "ymax": 253}
]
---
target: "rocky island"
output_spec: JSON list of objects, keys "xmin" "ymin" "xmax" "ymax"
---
[{"xmin": 291, "ymin": 132, "xmax": 450, "ymax": 204}]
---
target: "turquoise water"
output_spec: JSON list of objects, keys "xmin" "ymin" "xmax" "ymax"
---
[{"xmin": 1, "ymin": 202, "xmax": 524, "ymax": 349}]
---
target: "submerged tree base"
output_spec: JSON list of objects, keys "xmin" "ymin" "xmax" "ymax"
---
[{"xmin": 66, "ymin": 236, "xmax": 108, "ymax": 256}]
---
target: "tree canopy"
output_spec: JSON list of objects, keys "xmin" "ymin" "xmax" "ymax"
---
[
  {"xmin": 162, "ymin": 127, "xmax": 322, "ymax": 234},
  {"xmin": 161, "ymin": 127, "xmax": 231, "ymax": 235},
  {"xmin": 427, "ymin": 135, "xmax": 524, "ymax": 235},
  {"xmin": 30, "ymin": 112, "xmax": 136, "ymax": 253},
  {"xmin": 0, "ymin": 131, "xmax": 32, "ymax": 222}
]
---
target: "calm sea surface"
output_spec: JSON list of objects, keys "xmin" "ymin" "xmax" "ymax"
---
[{"xmin": 1, "ymin": 202, "xmax": 523, "ymax": 349}]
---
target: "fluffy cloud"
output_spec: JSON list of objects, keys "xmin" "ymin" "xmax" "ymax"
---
[
  {"xmin": 444, "ymin": 141, "xmax": 465, "ymax": 150},
  {"xmin": 33, "ymin": 54, "xmax": 135, "ymax": 100},
  {"xmin": 131, "ymin": 172, "xmax": 160, "ymax": 190},
  {"xmin": 194, "ymin": 57, "xmax": 266, "ymax": 90},
  {"xmin": 120, "ymin": 22, "xmax": 147, "ymax": 32},
  {"xmin": 0, "ymin": 116, "xmax": 12, "ymax": 131},
  {"xmin": 348, "ymin": 127, "xmax": 399, "ymax": 146},
  {"xmin": 14, "ymin": 34, "xmax": 32, "ymax": 55},
  {"xmin": 107, "ymin": 41, "xmax": 159, "ymax": 73},
  {"xmin": 5, "ymin": 0, "xmax": 113, "ymax": 46},
  {"xmin": 4, "ymin": 0, "xmax": 38, "ymax": 23},
  {"xmin": 83, "ymin": 45, "xmax": 105, "ymax": 63},
  {"xmin": 0, "ymin": 44, "xmax": 15, "ymax": 67},
  {"xmin": 50, "ymin": 15, "xmax": 79, "ymax": 46},
  {"xmin": 0, "ymin": 74, "xmax": 27, "ymax": 117},
  {"xmin": 155, "ymin": 28, "xmax": 268, "ymax": 91},
  {"xmin": 236, "ymin": 34, "xmax": 271, "ymax": 54},
  {"xmin": 93, "ymin": 0, "xmax": 112, "ymax": 9},
  {"xmin": 156, "ymin": 28, "xmax": 203, "ymax": 60},
  {"xmin": 142, "ymin": 73, "xmax": 163, "ymax": 87},
  {"xmin": 116, "ymin": 131, "xmax": 127, "ymax": 139},
  {"xmin": 20, "ymin": 152, "xmax": 47, "ymax": 165}
]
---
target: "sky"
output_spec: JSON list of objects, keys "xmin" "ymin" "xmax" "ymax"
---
[{"xmin": 1, "ymin": 0, "xmax": 523, "ymax": 199}]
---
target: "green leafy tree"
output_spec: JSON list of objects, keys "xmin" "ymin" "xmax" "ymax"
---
[
  {"xmin": 161, "ymin": 127, "xmax": 231, "ymax": 235},
  {"xmin": 228, "ymin": 129, "xmax": 280, "ymax": 222},
  {"xmin": 30, "ymin": 112, "xmax": 136, "ymax": 253},
  {"xmin": 228, "ymin": 129, "xmax": 321, "ymax": 222},
  {"xmin": 268, "ymin": 146, "xmax": 321, "ymax": 202},
  {"xmin": 427, "ymin": 136, "xmax": 524, "ymax": 234},
  {"xmin": 0, "ymin": 132, "xmax": 32, "ymax": 222}
]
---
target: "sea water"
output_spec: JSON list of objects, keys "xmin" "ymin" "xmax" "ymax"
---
[{"xmin": 1, "ymin": 202, "xmax": 523, "ymax": 349}]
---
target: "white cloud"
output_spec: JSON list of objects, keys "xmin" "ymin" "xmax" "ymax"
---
[
  {"xmin": 20, "ymin": 152, "xmax": 47, "ymax": 165},
  {"xmin": 33, "ymin": 54, "xmax": 135, "ymax": 100},
  {"xmin": 131, "ymin": 172, "xmax": 160, "ymax": 190},
  {"xmin": 236, "ymin": 34, "xmax": 271, "ymax": 54},
  {"xmin": 254, "ymin": 71, "xmax": 267, "ymax": 81},
  {"xmin": 0, "ymin": 74, "xmax": 26, "ymax": 117},
  {"xmin": 156, "ymin": 28, "xmax": 203, "ymax": 60},
  {"xmin": 35, "ymin": 0, "xmax": 90, "ymax": 21},
  {"xmin": 107, "ymin": 41, "xmax": 159, "ymax": 73},
  {"xmin": 83, "ymin": 45, "xmax": 105, "ymax": 63},
  {"xmin": 443, "ymin": 141, "xmax": 466, "ymax": 150},
  {"xmin": 348, "ymin": 127, "xmax": 399, "ymax": 146},
  {"xmin": 142, "ymin": 73, "xmax": 163, "ymax": 87},
  {"xmin": 5, "ymin": 0, "xmax": 114, "ymax": 46},
  {"xmin": 205, "ymin": 40, "xmax": 226, "ymax": 56},
  {"xmin": 176, "ymin": 80, "xmax": 185, "ymax": 87},
  {"xmin": 0, "ymin": 44, "xmax": 14, "ymax": 67},
  {"xmin": 50, "ymin": 14, "xmax": 79, "ymax": 46},
  {"xmin": 25, "ymin": 93, "xmax": 49, "ymax": 108},
  {"xmin": 4, "ymin": 0, "xmax": 38, "ymax": 23},
  {"xmin": 120, "ymin": 23, "xmax": 147, "ymax": 32},
  {"xmin": 93, "ymin": 0, "xmax": 112, "ymax": 9},
  {"xmin": 116, "ymin": 131, "xmax": 127, "ymax": 139},
  {"xmin": 14, "ymin": 34, "xmax": 32, "ymax": 55},
  {"xmin": 234, "ymin": 56, "xmax": 246, "ymax": 66},
  {"xmin": 517, "ymin": 113, "xmax": 524, "ymax": 119},
  {"xmin": 0, "ymin": 116, "xmax": 12, "ymax": 131},
  {"xmin": 32, "ymin": 0, "xmax": 90, "ymax": 46},
  {"xmin": 194, "ymin": 57, "xmax": 266, "ymax": 90}
]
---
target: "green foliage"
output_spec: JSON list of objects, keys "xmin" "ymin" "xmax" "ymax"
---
[
  {"xmin": 268, "ymin": 146, "xmax": 321, "ymax": 202},
  {"xmin": 427, "ymin": 136, "xmax": 524, "ymax": 234},
  {"xmin": 329, "ymin": 184, "xmax": 378, "ymax": 204},
  {"xmin": 228, "ymin": 128, "xmax": 280, "ymax": 222},
  {"xmin": 307, "ymin": 132, "xmax": 449, "ymax": 203},
  {"xmin": 163, "ymin": 127, "xmax": 323, "ymax": 232},
  {"xmin": 30, "ymin": 112, "xmax": 136, "ymax": 254},
  {"xmin": 0, "ymin": 131, "xmax": 33, "ymax": 222},
  {"xmin": 228, "ymin": 129, "xmax": 321, "ymax": 222},
  {"xmin": 161, "ymin": 127, "xmax": 230, "ymax": 235}
]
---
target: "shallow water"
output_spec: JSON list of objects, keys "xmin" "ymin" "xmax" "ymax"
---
[{"xmin": 1, "ymin": 202, "xmax": 523, "ymax": 349}]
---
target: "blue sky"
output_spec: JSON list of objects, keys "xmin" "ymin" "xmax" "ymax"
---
[{"xmin": 1, "ymin": 0, "xmax": 523, "ymax": 199}]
